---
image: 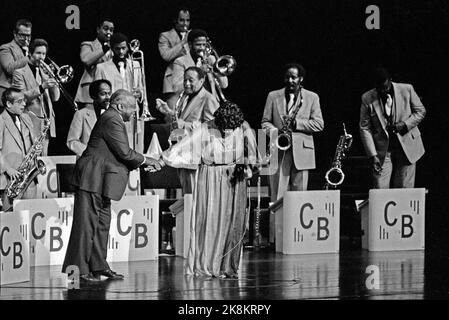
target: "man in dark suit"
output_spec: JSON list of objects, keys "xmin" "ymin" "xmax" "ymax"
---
[
  {"xmin": 0, "ymin": 19, "xmax": 32, "ymax": 106},
  {"xmin": 359, "ymin": 66, "xmax": 426, "ymax": 188},
  {"xmin": 62, "ymin": 89, "xmax": 163, "ymax": 283}
]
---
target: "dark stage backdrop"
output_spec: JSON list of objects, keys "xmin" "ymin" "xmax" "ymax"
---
[{"xmin": 1, "ymin": 0, "xmax": 449, "ymax": 271}]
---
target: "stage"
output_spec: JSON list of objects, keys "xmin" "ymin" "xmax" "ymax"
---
[{"xmin": 0, "ymin": 245, "xmax": 428, "ymax": 300}]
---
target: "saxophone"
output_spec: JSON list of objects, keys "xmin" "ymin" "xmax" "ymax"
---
[
  {"xmin": 275, "ymin": 89, "xmax": 303, "ymax": 151},
  {"xmin": 324, "ymin": 123, "xmax": 353, "ymax": 189},
  {"xmin": 168, "ymin": 91, "xmax": 187, "ymax": 146},
  {"xmin": 5, "ymin": 118, "xmax": 50, "ymax": 199}
]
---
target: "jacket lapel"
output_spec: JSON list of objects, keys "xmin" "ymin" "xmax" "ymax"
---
[
  {"xmin": 2, "ymin": 112, "xmax": 25, "ymax": 153},
  {"xmin": 276, "ymin": 89, "xmax": 287, "ymax": 118},
  {"xmin": 85, "ymin": 106, "xmax": 97, "ymax": 130},
  {"xmin": 181, "ymin": 88, "xmax": 205, "ymax": 119},
  {"xmin": 372, "ymin": 90, "xmax": 388, "ymax": 131}
]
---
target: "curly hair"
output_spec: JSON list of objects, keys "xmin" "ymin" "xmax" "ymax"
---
[{"xmin": 213, "ymin": 101, "xmax": 244, "ymax": 135}]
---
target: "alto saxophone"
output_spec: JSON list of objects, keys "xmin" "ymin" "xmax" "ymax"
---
[
  {"xmin": 168, "ymin": 91, "xmax": 187, "ymax": 146},
  {"xmin": 275, "ymin": 89, "xmax": 303, "ymax": 151},
  {"xmin": 5, "ymin": 118, "xmax": 50, "ymax": 199},
  {"xmin": 324, "ymin": 123, "xmax": 353, "ymax": 189}
]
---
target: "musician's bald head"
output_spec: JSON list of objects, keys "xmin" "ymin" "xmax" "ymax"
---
[{"xmin": 110, "ymin": 89, "xmax": 137, "ymax": 122}]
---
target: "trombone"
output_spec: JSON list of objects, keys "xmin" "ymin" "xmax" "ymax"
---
[
  {"xmin": 129, "ymin": 39, "xmax": 155, "ymax": 121},
  {"xmin": 39, "ymin": 58, "xmax": 78, "ymax": 111},
  {"xmin": 201, "ymin": 38, "xmax": 237, "ymax": 102}
]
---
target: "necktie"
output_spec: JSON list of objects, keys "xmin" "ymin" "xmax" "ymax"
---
[
  {"xmin": 35, "ymin": 67, "xmax": 42, "ymax": 85},
  {"xmin": 15, "ymin": 116, "xmax": 21, "ymax": 132},
  {"xmin": 385, "ymin": 94, "xmax": 392, "ymax": 117},
  {"xmin": 287, "ymin": 93, "xmax": 295, "ymax": 115},
  {"xmin": 118, "ymin": 61, "xmax": 126, "ymax": 79}
]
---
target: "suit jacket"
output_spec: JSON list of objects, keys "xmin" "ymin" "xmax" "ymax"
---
[
  {"xmin": 261, "ymin": 88, "xmax": 324, "ymax": 170},
  {"xmin": 0, "ymin": 111, "xmax": 36, "ymax": 189},
  {"xmin": 66, "ymin": 104, "xmax": 97, "ymax": 156},
  {"xmin": 72, "ymin": 107, "xmax": 145, "ymax": 200},
  {"xmin": 12, "ymin": 64, "xmax": 60, "ymax": 138},
  {"xmin": 75, "ymin": 39, "xmax": 112, "ymax": 104},
  {"xmin": 158, "ymin": 28, "xmax": 189, "ymax": 93},
  {"xmin": 0, "ymin": 40, "xmax": 29, "ymax": 106},
  {"xmin": 359, "ymin": 82, "xmax": 426, "ymax": 165},
  {"xmin": 171, "ymin": 53, "xmax": 228, "ymax": 100},
  {"xmin": 166, "ymin": 87, "xmax": 219, "ymax": 130}
]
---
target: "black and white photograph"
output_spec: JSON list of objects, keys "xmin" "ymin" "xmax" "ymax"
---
[{"xmin": 0, "ymin": 0, "xmax": 449, "ymax": 312}]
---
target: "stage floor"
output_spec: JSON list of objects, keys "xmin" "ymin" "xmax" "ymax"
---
[{"xmin": 0, "ymin": 247, "xmax": 429, "ymax": 300}]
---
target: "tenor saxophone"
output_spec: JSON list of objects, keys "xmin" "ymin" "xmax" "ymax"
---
[{"xmin": 5, "ymin": 119, "xmax": 51, "ymax": 199}]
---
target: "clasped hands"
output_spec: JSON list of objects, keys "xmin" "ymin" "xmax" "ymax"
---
[{"xmin": 143, "ymin": 156, "xmax": 165, "ymax": 172}]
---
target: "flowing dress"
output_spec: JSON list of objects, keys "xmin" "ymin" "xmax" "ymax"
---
[{"xmin": 163, "ymin": 120, "xmax": 258, "ymax": 277}]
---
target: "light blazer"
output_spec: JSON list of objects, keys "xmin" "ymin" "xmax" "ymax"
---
[
  {"xmin": 12, "ymin": 64, "xmax": 60, "ymax": 138},
  {"xmin": 171, "ymin": 53, "xmax": 228, "ymax": 100},
  {"xmin": 359, "ymin": 82, "xmax": 426, "ymax": 165},
  {"xmin": 0, "ymin": 40, "xmax": 28, "ymax": 105},
  {"xmin": 166, "ymin": 87, "xmax": 219, "ymax": 130},
  {"xmin": 72, "ymin": 107, "xmax": 144, "ymax": 201},
  {"xmin": 66, "ymin": 104, "xmax": 97, "ymax": 156},
  {"xmin": 0, "ymin": 111, "xmax": 36, "ymax": 189},
  {"xmin": 75, "ymin": 39, "xmax": 112, "ymax": 104},
  {"xmin": 158, "ymin": 28, "xmax": 189, "ymax": 93},
  {"xmin": 261, "ymin": 88, "xmax": 324, "ymax": 170}
]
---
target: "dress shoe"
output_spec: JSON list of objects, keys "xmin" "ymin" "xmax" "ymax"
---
[
  {"xmin": 80, "ymin": 273, "xmax": 102, "ymax": 283},
  {"xmin": 93, "ymin": 269, "xmax": 124, "ymax": 280}
]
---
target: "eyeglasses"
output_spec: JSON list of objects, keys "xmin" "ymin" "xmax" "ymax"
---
[{"xmin": 15, "ymin": 33, "xmax": 32, "ymax": 39}]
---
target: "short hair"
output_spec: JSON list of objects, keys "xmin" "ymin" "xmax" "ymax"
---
[
  {"xmin": 14, "ymin": 18, "xmax": 32, "ymax": 33},
  {"xmin": 110, "ymin": 89, "xmax": 135, "ymax": 107},
  {"xmin": 187, "ymin": 29, "xmax": 208, "ymax": 43},
  {"xmin": 2, "ymin": 87, "xmax": 22, "ymax": 107},
  {"xmin": 29, "ymin": 38, "xmax": 49, "ymax": 55},
  {"xmin": 97, "ymin": 18, "xmax": 114, "ymax": 28},
  {"xmin": 373, "ymin": 66, "xmax": 391, "ymax": 85},
  {"xmin": 173, "ymin": 7, "xmax": 190, "ymax": 21},
  {"xmin": 110, "ymin": 32, "xmax": 128, "ymax": 47},
  {"xmin": 185, "ymin": 66, "xmax": 205, "ymax": 80},
  {"xmin": 283, "ymin": 63, "xmax": 306, "ymax": 78},
  {"xmin": 213, "ymin": 100, "xmax": 245, "ymax": 133},
  {"xmin": 89, "ymin": 79, "xmax": 112, "ymax": 99}
]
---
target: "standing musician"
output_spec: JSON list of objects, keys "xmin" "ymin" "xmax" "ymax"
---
[
  {"xmin": 67, "ymin": 79, "xmax": 112, "ymax": 157},
  {"xmin": 74, "ymin": 18, "xmax": 114, "ymax": 110},
  {"xmin": 159, "ymin": 7, "xmax": 191, "ymax": 99},
  {"xmin": 0, "ymin": 19, "xmax": 32, "ymax": 106},
  {"xmin": 261, "ymin": 63, "xmax": 324, "ymax": 201},
  {"xmin": 12, "ymin": 38, "xmax": 59, "ymax": 156},
  {"xmin": 171, "ymin": 29, "xmax": 228, "ymax": 102},
  {"xmin": 0, "ymin": 88, "xmax": 38, "ymax": 211},
  {"xmin": 94, "ymin": 32, "xmax": 145, "ymax": 153},
  {"xmin": 359, "ymin": 66, "xmax": 426, "ymax": 189},
  {"xmin": 156, "ymin": 66, "xmax": 219, "ymax": 194}
]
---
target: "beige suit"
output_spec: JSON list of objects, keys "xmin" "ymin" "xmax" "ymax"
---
[
  {"xmin": 75, "ymin": 39, "xmax": 112, "ymax": 104},
  {"xmin": 166, "ymin": 87, "xmax": 219, "ymax": 194},
  {"xmin": 261, "ymin": 88, "xmax": 324, "ymax": 200},
  {"xmin": 66, "ymin": 104, "xmax": 97, "ymax": 156},
  {"xmin": 0, "ymin": 40, "xmax": 28, "ymax": 106},
  {"xmin": 12, "ymin": 64, "xmax": 60, "ymax": 156},
  {"xmin": 172, "ymin": 54, "xmax": 228, "ymax": 102},
  {"xmin": 0, "ymin": 111, "xmax": 37, "ymax": 210},
  {"xmin": 94, "ymin": 59, "xmax": 145, "ymax": 153},
  {"xmin": 158, "ymin": 28, "xmax": 189, "ymax": 94},
  {"xmin": 359, "ymin": 82, "xmax": 426, "ymax": 188}
]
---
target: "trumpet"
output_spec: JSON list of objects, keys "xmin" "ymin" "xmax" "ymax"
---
[
  {"xmin": 200, "ymin": 39, "xmax": 237, "ymax": 102},
  {"xmin": 39, "ymin": 58, "xmax": 78, "ymax": 111},
  {"xmin": 129, "ymin": 39, "xmax": 155, "ymax": 121}
]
